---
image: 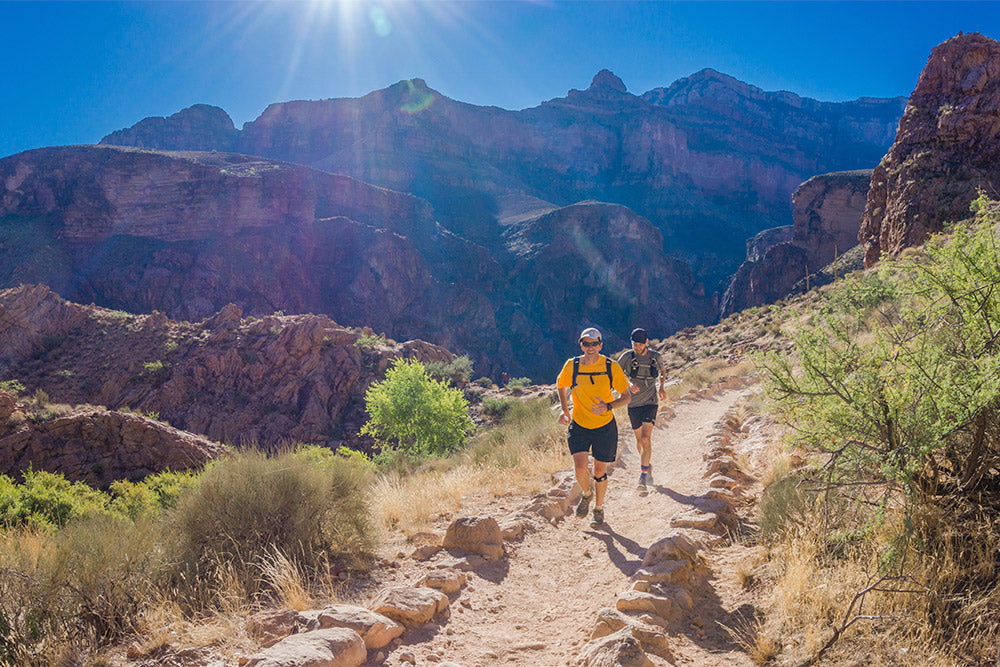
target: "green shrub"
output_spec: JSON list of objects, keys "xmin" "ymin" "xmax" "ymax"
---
[
  {"xmin": 0, "ymin": 380, "xmax": 25, "ymax": 395},
  {"xmin": 473, "ymin": 376, "xmax": 493, "ymax": 388},
  {"xmin": 506, "ymin": 376, "xmax": 531, "ymax": 389},
  {"xmin": 1, "ymin": 470, "xmax": 108, "ymax": 531},
  {"xmin": 141, "ymin": 360, "xmax": 165, "ymax": 375},
  {"xmin": 354, "ymin": 332, "xmax": 384, "ymax": 351},
  {"xmin": 361, "ymin": 358, "xmax": 474, "ymax": 458},
  {"xmin": 423, "ymin": 355, "xmax": 474, "ymax": 386},
  {"xmin": 482, "ymin": 397, "xmax": 516, "ymax": 419},
  {"xmin": 163, "ymin": 447, "xmax": 374, "ymax": 606},
  {"xmin": 107, "ymin": 480, "xmax": 160, "ymax": 521},
  {"xmin": 138, "ymin": 470, "xmax": 197, "ymax": 510}
]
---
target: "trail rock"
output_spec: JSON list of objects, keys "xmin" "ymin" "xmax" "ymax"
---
[
  {"xmin": 442, "ymin": 516, "xmax": 505, "ymax": 561},
  {"xmin": 370, "ymin": 586, "xmax": 449, "ymax": 627},
  {"xmin": 641, "ymin": 533, "xmax": 702, "ymax": 568},
  {"xmin": 576, "ymin": 627, "xmax": 653, "ymax": 667},
  {"xmin": 299, "ymin": 605, "xmax": 403, "ymax": 650},
  {"xmin": 243, "ymin": 627, "xmax": 365, "ymax": 667},
  {"xmin": 420, "ymin": 569, "xmax": 467, "ymax": 595},
  {"xmin": 247, "ymin": 608, "xmax": 301, "ymax": 649},
  {"xmin": 615, "ymin": 590, "xmax": 673, "ymax": 619},
  {"xmin": 592, "ymin": 608, "xmax": 674, "ymax": 661}
]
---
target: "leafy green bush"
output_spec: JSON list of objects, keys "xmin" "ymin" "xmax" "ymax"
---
[
  {"xmin": 354, "ymin": 332, "xmax": 384, "ymax": 351},
  {"xmin": 0, "ymin": 380, "xmax": 25, "ymax": 395},
  {"xmin": 482, "ymin": 397, "xmax": 516, "ymax": 419},
  {"xmin": 423, "ymin": 355, "xmax": 474, "ymax": 386},
  {"xmin": 0, "ymin": 470, "xmax": 109, "ymax": 531},
  {"xmin": 361, "ymin": 358, "xmax": 474, "ymax": 458},
  {"xmin": 506, "ymin": 376, "xmax": 531, "ymax": 389},
  {"xmin": 163, "ymin": 447, "xmax": 374, "ymax": 606},
  {"xmin": 473, "ymin": 376, "xmax": 493, "ymax": 388},
  {"xmin": 759, "ymin": 195, "xmax": 1000, "ymax": 656}
]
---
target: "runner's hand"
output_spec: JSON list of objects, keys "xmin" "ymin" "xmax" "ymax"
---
[
  {"xmin": 629, "ymin": 383, "xmax": 640, "ymax": 394},
  {"xmin": 558, "ymin": 410, "xmax": 571, "ymax": 425}
]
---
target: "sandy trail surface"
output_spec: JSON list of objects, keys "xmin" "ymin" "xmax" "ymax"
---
[{"xmin": 370, "ymin": 389, "xmax": 759, "ymax": 667}]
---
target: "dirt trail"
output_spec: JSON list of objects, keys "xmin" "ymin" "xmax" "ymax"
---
[{"xmin": 373, "ymin": 389, "xmax": 757, "ymax": 667}]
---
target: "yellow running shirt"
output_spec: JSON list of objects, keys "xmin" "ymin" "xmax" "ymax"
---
[{"xmin": 556, "ymin": 355, "xmax": 629, "ymax": 429}]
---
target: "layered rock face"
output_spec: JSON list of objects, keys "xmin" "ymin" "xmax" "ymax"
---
[
  {"xmin": 503, "ymin": 202, "xmax": 713, "ymax": 357},
  {"xmin": 861, "ymin": 32, "xmax": 1000, "ymax": 266},
  {"xmin": 0, "ymin": 146, "xmax": 710, "ymax": 377},
  {"xmin": 0, "ymin": 285, "xmax": 454, "ymax": 450},
  {"xmin": 100, "ymin": 104, "xmax": 239, "ymax": 152},
  {"xmin": 102, "ymin": 70, "xmax": 905, "ymax": 291},
  {"xmin": 720, "ymin": 170, "xmax": 871, "ymax": 315},
  {"xmin": 0, "ymin": 404, "xmax": 227, "ymax": 488}
]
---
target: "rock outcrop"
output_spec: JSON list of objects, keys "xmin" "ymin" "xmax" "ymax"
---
[
  {"xmin": 100, "ymin": 104, "xmax": 239, "ymax": 152},
  {"xmin": 720, "ymin": 170, "xmax": 871, "ymax": 315},
  {"xmin": 0, "ymin": 285, "xmax": 455, "ymax": 449},
  {"xmin": 0, "ymin": 146, "xmax": 713, "ymax": 378},
  {"xmin": 861, "ymin": 32, "xmax": 1000, "ymax": 266},
  {"xmin": 503, "ymin": 201, "xmax": 712, "ymax": 351},
  {"xmin": 101, "ymin": 70, "xmax": 905, "ymax": 292},
  {"xmin": 0, "ymin": 406, "xmax": 227, "ymax": 488}
]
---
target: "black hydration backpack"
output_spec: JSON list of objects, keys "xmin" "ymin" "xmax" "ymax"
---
[
  {"xmin": 623, "ymin": 350, "xmax": 658, "ymax": 379},
  {"xmin": 571, "ymin": 356, "xmax": 613, "ymax": 389}
]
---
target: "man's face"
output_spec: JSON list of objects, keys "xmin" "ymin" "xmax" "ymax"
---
[
  {"xmin": 581, "ymin": 338, "xmax": 602, "ymax": 352},
  {"xmin": 632, "ymin": 340, "xmax": 647, "ymax": 354}
]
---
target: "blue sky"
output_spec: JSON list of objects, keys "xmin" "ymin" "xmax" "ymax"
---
[{"xmin": 3, "ymin": 1, "xmax": 1000, "ymax": 159}]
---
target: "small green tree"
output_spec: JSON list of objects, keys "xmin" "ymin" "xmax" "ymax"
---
[{"xmin": 361, "ymin": 358, "xmax": 474, "ymax": 457}]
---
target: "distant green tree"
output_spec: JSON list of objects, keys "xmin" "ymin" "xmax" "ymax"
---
[{"xmin": 361, "ymin": 358, "xmax": 474, "ymax": 457}]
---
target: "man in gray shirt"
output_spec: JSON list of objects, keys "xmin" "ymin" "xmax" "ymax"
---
[{"xmin": 617, "ymin": 328, "xmax": 666, "ymax": 495}]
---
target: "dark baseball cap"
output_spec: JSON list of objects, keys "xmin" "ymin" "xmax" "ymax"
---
[{"xmin": 630, "ymin": 328, "xmax": 648, "ymax": 343}]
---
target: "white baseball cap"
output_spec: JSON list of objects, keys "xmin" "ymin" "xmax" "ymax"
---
[{"xmin": 579, "ymin": 327, "xmax": 602, "ymax": 342}]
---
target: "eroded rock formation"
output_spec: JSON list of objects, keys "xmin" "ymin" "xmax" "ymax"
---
[
  {"xmin": 0, "ymin": 145, "xmax": 712, "ymax": 377},
  {"xmin": 102, "ymin": 69, "xmax": 905, "ymax": 291},
  {"xmin": 720, "ymin": 170, "xmax": 871, "ymax": 315},
  {"xmin": 0, "ymin": 285, "xmax": 454, "ymax": 450},
  {"xmin": 861, "ymin": 32, "xmax": 1000, "ymax": 266}
]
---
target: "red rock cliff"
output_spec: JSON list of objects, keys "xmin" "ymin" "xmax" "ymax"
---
[{"xmin": 860, "ymin": 32, "xmax": 1000, "ymax": 266}]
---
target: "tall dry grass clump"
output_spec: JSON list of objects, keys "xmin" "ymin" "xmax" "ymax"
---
[
  {"xmin": 0, "ymin": 515, "xmax": 161, "ymax": 665},
  {"xmin": 163, "ymin": 446, "xmax": 374, "ymax": 609}
]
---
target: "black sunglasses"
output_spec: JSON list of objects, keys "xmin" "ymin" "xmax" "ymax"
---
[{"xmin": 580, "ymin": 340, "xmax": 601, "ymax": 347}]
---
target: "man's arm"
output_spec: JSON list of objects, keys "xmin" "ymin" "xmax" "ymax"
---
[{"xmin": 557, "ymin": 386, "xmax": 572, "ymax": 424}]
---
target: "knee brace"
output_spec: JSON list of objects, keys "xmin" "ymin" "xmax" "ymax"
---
[{"xmin": 594, "ymin": 473, "xmax": 608, "ymax": 483}]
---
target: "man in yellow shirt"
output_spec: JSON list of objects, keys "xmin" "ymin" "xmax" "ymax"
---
[{"xmin": 556, "ymin": 327, "xmax": 630, "ymax": 528}]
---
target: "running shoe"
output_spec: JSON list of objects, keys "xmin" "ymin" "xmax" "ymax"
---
[
  {"xmin": 590, "ymin": 507, "xmax": 604, "ymax": 528},
  {"xmin": 637, "ymin": 472, "xmax": 648, "ymax": 495},
  {"xmin": 575, "ymin": 491, "xmax": 593, "ymax": 518}
]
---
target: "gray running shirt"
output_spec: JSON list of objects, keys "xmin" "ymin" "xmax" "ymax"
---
[{"xmin": 617, "ymin": 349, "xmax": 662, "ymax": 407}]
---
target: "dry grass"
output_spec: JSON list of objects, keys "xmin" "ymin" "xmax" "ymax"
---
[
  {"xmin": 258, "ymin": 546, "xmax": 314, "ymax": 611},
  {"xmin": 370, "ymin": 398, "xmax": 568, "ymax": 536}
]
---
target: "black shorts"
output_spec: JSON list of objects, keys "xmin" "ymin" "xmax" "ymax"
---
[
  {"xmin": 567, "ymin": 419, "xmax": 618, "ymax": 463},
  {"xmin": 627, "ymin": 404, "xmax": 658, "ymax": 430}
]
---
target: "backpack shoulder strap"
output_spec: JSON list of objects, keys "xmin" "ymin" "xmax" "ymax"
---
[
  {"xmin": 571, "ymin": 356, "xmax": 581, "ymax": 389},
  {"xmin": 605, "ymin": 357, "xmax": 613, "ymax": 384}
]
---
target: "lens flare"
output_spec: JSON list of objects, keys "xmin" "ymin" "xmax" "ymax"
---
[
  {"xmin": 399, "ymin": 79, "xmax": 434, "ymax": 113},
  {"xmin": 369, "ymin": 5, "xmax": 392, "ymax": 37}
]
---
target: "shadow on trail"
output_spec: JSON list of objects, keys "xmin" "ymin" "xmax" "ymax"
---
[
  {"xmin": 655, "ymin": 484, "xmax": 702, "ymax": 507},
  {"xmin": 673, "ymin": 565, "xmax": 763, "ymax": 659},
  {"xmin": 583, "ymin": 524, "xmax": 645, "ymax": 576}
]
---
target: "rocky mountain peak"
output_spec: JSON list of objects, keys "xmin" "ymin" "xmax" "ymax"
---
[
  {"xmin": 100, "ymin": 104, "xmax": 237, "ymax": 151},
  {"xmin": 860, "ymin": 31, "xmax": 1000, "ymax": 266},
  {"xmin": 589, "ymin": 69, "xmax": 627, "ymax": 93}
]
